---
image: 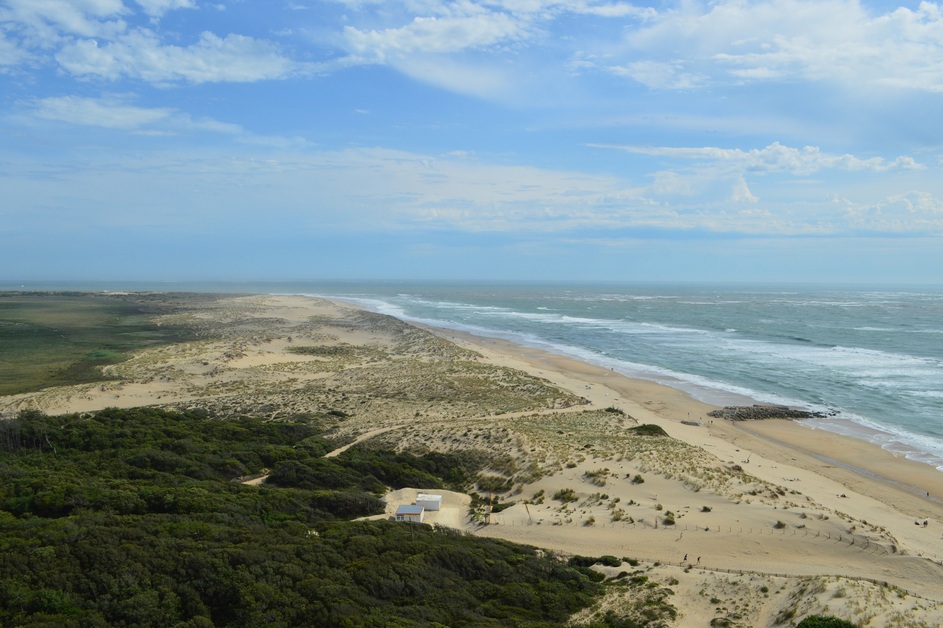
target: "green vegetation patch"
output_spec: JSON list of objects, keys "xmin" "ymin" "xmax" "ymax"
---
[
  {"xmin": 0, "ymin": 407, "xmax": 602, "ymax": 626},
  {"xmin": 628, "ymin": 424, "xmax": 669, "ymax": 437},
  {"xmin": 286, "ymin": 343, "xmax": 357, "ymax": 357},
  {"xmin": 797, "ymin": 616, "xmax": 857, "ymax": 628},
  {"xmin": 0, "ymin": 292, "xmax": 211, "ymax": 395}
]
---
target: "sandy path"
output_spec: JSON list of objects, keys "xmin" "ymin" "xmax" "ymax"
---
[{"xmin": 325, "ymin": 425, "xmax": 404, "ymax": 458}]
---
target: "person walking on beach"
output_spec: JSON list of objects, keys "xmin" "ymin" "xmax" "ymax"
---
[{"xmin": 683, "ymin": 554, "xmax": 688, "ymax": 562}]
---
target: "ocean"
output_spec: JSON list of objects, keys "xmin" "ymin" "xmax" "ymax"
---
[
  {"xmin": 302, "ymin": 282, "xmax": 943, "ymax": 473},
  {"xmin": 5, "ymin": 280, "xmax": 943, "ymax": 472}
]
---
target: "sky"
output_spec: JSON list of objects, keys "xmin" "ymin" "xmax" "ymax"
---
[{"xmin": 2, "ymin": 0, "xmax": 942, "ymax": 284}]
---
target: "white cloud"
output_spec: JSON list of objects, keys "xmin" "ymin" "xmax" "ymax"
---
[
  {"xmin": 321, "ymin": 0, "xmax": 943, "ymax": 103},
  {"xmin": 1, "ymin": 1, "xmax": 305, "ymax": 86},
  {"xmin": 731, "ymin": 176, "xmax": 759, "ymax": 203},
  {"xmin": 341, "ymin": 12, "xmax": 526, "ymax": 62},
  {"xmin": 479, "ymin": 0, "xmax": 654, "ymax": 19},
  {"xmin": 3, "ymin": 142, "xmax": 942, "ymax": 238},
  {"xmin": 567, "ymin": 2, "xmax": 655, "ymax": 19},
  {"xmin": 134, "ymin": 0, "xmax": 196, "ymax": 18},
  {"xmin": 57, "ymin": 30, "xmax": 308, "ymax": 83},
  {"xmin": 595, "ymin": 142, "xmax": 924, "ymax": 175},
  {"xmin": 0, "ymin": 32, "xmax": 25, "ymax": 68},
  {"xmin": 3, "ymin": 0, "xmax": 127, "ymax": 38},
  {"xmin": 201, "ymin": 146, "xmax": 934, "ymax": 236},
  {"xmin": 26, "ymin": 95, "xmax": 242, "ymax": 133},
  {"xmin": 332, "ymin": 1, "xmax": 656, "ymax": 63},
  {"xmin": 614, "ymin": 0, "xmax": 943, "ymax": 92},
  {"xmin": 842, "ymin": 191, "xmax": 943, "ymax": 232},
  {"xmin": 329, "ymin": 6, "xmax": 535, "ymax": 99},
  {"xmin": 325, "ymin": 1, "xmax": 658, "ymax": 100},
  {"xmin": 609, "ymin": 60, "xmax": 704, "ymax": 89},
  {"xmin": 30, "ymin": 95, "xmax": 174, "ymax": 128},
  {"xmin": 391, "ymin": 56, "xmax": 516, "ymax": 99},
  {"xmin": 333, "ymin": 0, "xmax": 652, "ymax": 19}
]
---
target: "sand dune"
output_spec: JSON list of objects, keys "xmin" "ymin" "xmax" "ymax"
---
[{"xmin": 3, "ymin": 294, "xmax": 941, "ymax": 626}]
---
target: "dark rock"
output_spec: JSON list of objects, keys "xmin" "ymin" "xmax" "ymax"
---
[{"xmin": 707, "ymin": 404, "xmax": 829, "ymax": 421}]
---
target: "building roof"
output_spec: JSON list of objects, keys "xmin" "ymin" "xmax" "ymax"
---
[{"xmin": 395, "ymin": 505, "xmax": 424, "ymax": 515}]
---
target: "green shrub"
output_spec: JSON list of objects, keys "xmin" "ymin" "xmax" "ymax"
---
[
  {"xmin": 477, "ymin": 475, "xmax": 513, "ymax": 493},
  {"xmin": 568, "ymin": 554, "xmax": 621, "ymax": 568},
  {"xmin": 553, "ymin": 488, "xmax": 578, "ymax": 503},
  {"xmin": 629, "ymin": 424, "xmax": 668, "ymax": 437},
  {"xmin": 796, "ymin": 616, "xmax": 857, "ymax": 628}
]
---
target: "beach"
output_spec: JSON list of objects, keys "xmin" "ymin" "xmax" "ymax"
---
[{"xmin": 3, "ymin": 293, "xmax": 942, "ymax": 625}]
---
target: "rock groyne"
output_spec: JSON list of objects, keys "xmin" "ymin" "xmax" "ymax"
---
[{"xmin": 708, "ymin": 404, "xmax": 829, "ymax": 421}]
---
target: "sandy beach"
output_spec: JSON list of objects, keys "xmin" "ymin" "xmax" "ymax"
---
[{"xmin": 3, "ymin": 293, "xmax": 942, "ymax": 626}]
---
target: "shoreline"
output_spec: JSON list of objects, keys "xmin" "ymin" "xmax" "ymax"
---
[
  {"xmin": 417, "ymin": 317, "xmax": 943, "ymax": 605},
  {"xmin": 326, "ymin": 292, "xmax": 943, "ymax": 475},
  {"xmin": 425, "ymin": 323, "xmax": 942, "ymax": 520}
]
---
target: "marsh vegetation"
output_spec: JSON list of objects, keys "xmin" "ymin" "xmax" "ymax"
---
[{"xmin": 0, "ymin": 292, "xmax": 212, "ymax": 396}]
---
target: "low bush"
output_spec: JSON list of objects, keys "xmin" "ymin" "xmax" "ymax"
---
[
  {"xmin": 629, "ymin": 424, "xmax": 668, "ymax": 437},
  {"xmin": 553, "ymin": 488, "xmax": 578, "ymax": 503},
  {"xmin": 796, "ymin": 616, "xmax": 856, "ymax": 628}
]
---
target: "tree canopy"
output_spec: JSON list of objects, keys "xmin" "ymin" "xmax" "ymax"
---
[{"xmin": 0, "ymin": 408, "xmax": 601, "ymax": 626}]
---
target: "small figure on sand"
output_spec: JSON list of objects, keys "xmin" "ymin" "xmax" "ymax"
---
[{"xmin": 683, "ymin": 554, "xmax": 688, "ymax": 562}]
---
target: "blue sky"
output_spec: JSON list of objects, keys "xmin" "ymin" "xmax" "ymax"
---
[{"xmin": 2, "ymin": 0, "xmax": 942, "ymax": 284}]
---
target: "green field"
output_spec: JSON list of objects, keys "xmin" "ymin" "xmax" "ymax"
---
[{"xmin": 0, "ymin": 292, "xmax": 211, "ymax": 396}]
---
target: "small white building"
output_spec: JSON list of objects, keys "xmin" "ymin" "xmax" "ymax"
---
[
  {"xmin": 415, "ymin": 493, "xmax": 442, "ymax": 511},
  {"xmin": 394, "ymin": 504, "xmax": 424, "ymax": 523}
]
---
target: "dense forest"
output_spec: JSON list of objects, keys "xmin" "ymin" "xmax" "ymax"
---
[{"xmin": 0, "ymin": 408, "xmax": 603, "ymax": 626}]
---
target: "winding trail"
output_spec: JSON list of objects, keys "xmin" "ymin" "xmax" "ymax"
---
[{"xmin": 325, "ymin": 424, "xmax": 404, "ymax": 458}]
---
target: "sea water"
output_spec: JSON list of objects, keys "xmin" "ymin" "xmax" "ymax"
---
[
  {"xmin": 6, "ymin": 280, "xmax": 943, "ymax": 472},
  {"xmin": 304, "ymin": 282, "xmax": 943, "ymax": 473}
]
